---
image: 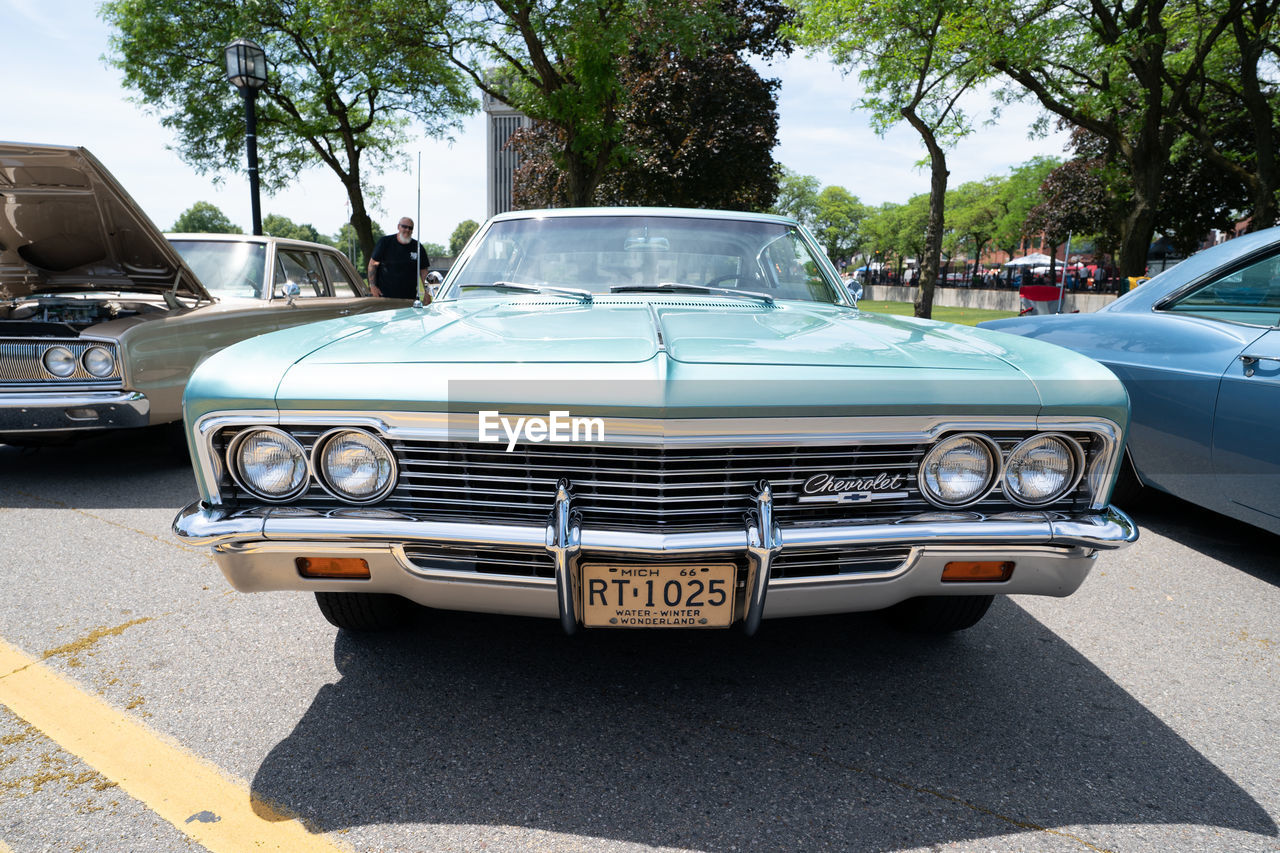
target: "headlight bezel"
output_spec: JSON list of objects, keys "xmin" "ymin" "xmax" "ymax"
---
[
  {"xmin": 227, "ymin": 427, "xmax": 311, "ymax": 502},
  {"xmin": 81, "ymin": 345, "xmax": 117, "ymax": 378},
  {"xmin": 1002, "ymin": 433, "xmax": 1085, "ymax": 507},
  {"xmin": 311, "ymin": 427, "xmax": 398, "ymax": 504},
  {"xmin": 41, "ymin": 345, "xmax": 77, "ymax": 378},
  {"xmin": 918, "ymin": 433, "xmax": 1002, "ymax": 508}
]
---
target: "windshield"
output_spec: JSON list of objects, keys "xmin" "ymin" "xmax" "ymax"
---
[
  {"xmin": 168, "ymin": 240, "xmax": 267, "ymax": 299},
  {"xmin": 446, "ymin": 215, "xmax": 843, "ymax": 304}
]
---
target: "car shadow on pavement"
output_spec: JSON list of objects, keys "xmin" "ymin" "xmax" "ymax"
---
[
  {"xmin": 249, "ymin": 601, "xmax": 1276, "ymax": 851},
  {"xmin": 0, "ymin": 427, "xmax": 196, "ymax": 510},
  {"xmin": 1122, "ymin": 488, "xmax": 1280, "ymax": 589}
]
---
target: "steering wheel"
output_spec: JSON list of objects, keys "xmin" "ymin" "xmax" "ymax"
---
[{"xmin": 706, "ymin": 274, "xmax": 741, "ymax": 287}]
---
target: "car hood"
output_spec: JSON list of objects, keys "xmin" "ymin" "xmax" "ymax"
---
[
  {"xmin": 0, "ymin": 142, "xmax": 210, "ymax": 300},
  {"xmin": 298, "ymin": 297, "xmax": 1022, "ymax": 369},
  {"xmin": 185, "ymin": 298, "xmax": 1124, "ymax": 421}
]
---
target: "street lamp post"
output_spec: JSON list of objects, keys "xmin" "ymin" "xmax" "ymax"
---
[{"xmin": 224, "ymin": 38, "xmax": 268, "ymax": 236}]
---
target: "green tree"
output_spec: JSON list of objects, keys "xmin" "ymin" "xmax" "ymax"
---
[
  {"xmin": 812, "ymin": 186, "xmax": 867, "ymax": 261},
  {"xmin": 512, "ymin": 50, "xmax": 781, "ymax": 210},
  {"xmin": 420, "ymin": 241, "xmax": 448, "ymax": 259},
  {"xmin": 988, "ymin": 0, "xmax": 1242, "ymax": 277},
  {"xmin": 772, "ymin": 167, "xmax": 821, "ymax": 229},
  {"xmin": 593, "ymin": 51, "xmax": 781, "ymax": 210},
  {"xmin": 449, "ymin": 220, "xmax": 480, "ymax": 256},
  {"xmin": 429, "ymin": 0, "xmax": 726, "ymax": 206},
  {"xmin": 946, "ymin": 179, "xmax": 1002, "ymax": 280},
  {"xmin": 262, "ymin": 214, "xmax": 322, "ymax": 243},
  {"xmin": 893, "ymin": 194, "xmax": 932, "ymax": 265},
  {"xmin": 171, "ymin": 201, "xmax": 242, "ymax": 233},
  {"xmin": 335, "ymin": 221, "xmax": 383, "ymax": 268},
  {"xmin": 863, "ymin": 197, "xmax": 929, "ymax": 282},
  {"xmin": 791, "ymin": 0, "xmax": 996, "ymax": 318},
  {"xmin": 102, "ymin": 0, "xmax": 475, "ymax": 262},
  {"xmin": 992, "ymin": 156, "xmax": 1059, "ymax": 264}
]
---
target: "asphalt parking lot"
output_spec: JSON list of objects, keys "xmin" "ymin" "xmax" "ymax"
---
[{"xmin": 0, "ymin": 429, "xmax": 1276, "ymax": 853}]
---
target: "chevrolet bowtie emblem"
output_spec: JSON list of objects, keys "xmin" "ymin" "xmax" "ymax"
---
[{"xmin": 797, "ymin": 472, "xmax": 909, "ymax": 504}]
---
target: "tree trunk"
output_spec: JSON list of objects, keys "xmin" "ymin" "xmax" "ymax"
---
[
  {"xmin": 1236, "ymin": 15, "xmax": 1278, "ymax": 230},
  {"xmin": 903, "ymin": 110, "xmax": 949, "ymax": 319},
  {"xmin": 337, "ymin": 147, "xmax": 376, "ymax": 266},
  {"xmin": 1116, "ymin": 156, "xmax": 1163, "ymax": 280},
  {"xmin": 347, "ymin": 190, "xmax": 376, "ymax": 268}
]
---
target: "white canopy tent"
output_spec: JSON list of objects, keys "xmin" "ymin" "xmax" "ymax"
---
[{"xmin": 1004, "ymin": 253, "xmax": 1054, "ymax": 267}]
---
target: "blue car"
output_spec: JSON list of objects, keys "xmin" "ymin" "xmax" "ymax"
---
[{"xmin": 981, "ymin": 227, "xmax": 1280, "ymax": 535}]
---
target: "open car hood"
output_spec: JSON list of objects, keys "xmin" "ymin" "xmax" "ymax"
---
[{"xmin": 0, "ymin": 142, "xmax": 211, "ymax": 301}]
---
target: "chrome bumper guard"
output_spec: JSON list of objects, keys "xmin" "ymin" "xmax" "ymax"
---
[
  {"xmin": 174, "ymin": 482, "xmax": 1138, "ymax": 634},
  {"xmin": 0, "ymin": 390, "xmax": 149, "ymax": 433}
]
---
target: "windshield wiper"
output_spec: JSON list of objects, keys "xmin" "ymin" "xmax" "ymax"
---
[
  {"xmin": 609, "ymin": 282, "xmax": 774, "ymax": 306},
  {"xmin": 461, "ymin": 281, "xmax": 593, "ymax": 302}
]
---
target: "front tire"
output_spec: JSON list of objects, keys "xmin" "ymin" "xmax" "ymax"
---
[
  {"xmin": 888, "ymin": 595, "xmax": 993, "ymax": 633},
  {"xmin": 314, "ymin": 591, "xmax": 414, "ymax": 631}
]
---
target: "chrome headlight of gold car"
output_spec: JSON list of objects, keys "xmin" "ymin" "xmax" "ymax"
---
[
  {"xmin": 81, "ymin": 345, "xmax": 116, "ymax": 378},
  {"xmin": 41, "ymin": 345, "xmax": 77, "ymax": 378},
  {"xmin": 228, "ymin": 428, "xmax": 310, "ymax": 501},
  {"xmin": 313, "ymin": 429, "xmax": 397, "ymax": 503}
]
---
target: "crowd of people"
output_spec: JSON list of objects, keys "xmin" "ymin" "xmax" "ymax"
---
[{"xmin": 843, "ymin": 262, "xmax": 1126, "ymax": 293}]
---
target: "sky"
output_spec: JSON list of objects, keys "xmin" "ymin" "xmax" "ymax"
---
[{"xmin": 6, "ymin": 0, "xmax": 1071, "ymax": 250}]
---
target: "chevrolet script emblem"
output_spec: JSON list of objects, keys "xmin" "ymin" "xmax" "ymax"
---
[{"xmin": 797, "ymin": 472, "xmax": 909, "ymax": 504}]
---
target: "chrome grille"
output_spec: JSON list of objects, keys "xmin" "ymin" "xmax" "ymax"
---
[
  {"xmin": 215, "ymin": 429, "xmax": 1098, "ymax": 531},
  {"xmin": 770, "ymin": 546, "xmax": 913, "ymax": 579},
  {"xmin": 392, "ymin": 442, "xmax": 928, "ymax": 528},
  {"xmin": 402, "ymin": 544, "xmax": 553, "ymax": 578},
  {"xmin": 0, "ymin": 338, "xmax": 122, "ymax": 384}
]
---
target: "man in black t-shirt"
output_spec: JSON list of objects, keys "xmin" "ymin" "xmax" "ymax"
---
[{"xmin": 368, "ymin": 217, "xmax": 431, "ymax": 302}]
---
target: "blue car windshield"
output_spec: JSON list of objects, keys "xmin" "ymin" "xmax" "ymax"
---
[
  {"xmin": 169, "ymin": 240, "xmax": 267, "ymax": 300},
  {"xmin": 446, "ymin": 216, "xmax": 843, "ymax": 304}
]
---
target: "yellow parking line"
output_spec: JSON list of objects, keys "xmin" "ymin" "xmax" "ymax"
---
[{"xmin": 0, "ymin": 640, "xmax": 350, "ymax": 853}]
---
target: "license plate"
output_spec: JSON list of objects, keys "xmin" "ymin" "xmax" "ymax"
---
[{"xmin": 581, "ymin": 563, "xmax": 737, "ymax": 628}]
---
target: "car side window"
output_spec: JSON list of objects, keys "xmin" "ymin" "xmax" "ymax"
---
[
  {"xmin": 1164, "ymin": 252, "xmax": 1280, "ymax": 326},
  {"xmin": 274, "ymin": 249, "xmax": 328, "ymax": 298},
  {"xmin": 321, "ymin": 253, "xmax": 361, "ymax": 297}
]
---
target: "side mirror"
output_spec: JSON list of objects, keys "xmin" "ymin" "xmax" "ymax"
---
[
  {"xmin": 847, "ymin": 281, "xmax": 863, "ymax": 305},
  {"xmin": 282, "ymin": 281, "xmax": 301, "ymax": 305}
]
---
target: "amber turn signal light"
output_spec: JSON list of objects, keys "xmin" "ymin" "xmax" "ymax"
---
[
  {"xmin": 942, "ymin": 561, "xmax": 1014, "ymax": 582},
  {"xmin": 296, "ymin": 557, "xmax": 371, "ymax": 579}
]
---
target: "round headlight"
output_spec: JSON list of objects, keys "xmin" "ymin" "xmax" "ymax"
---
[
  {"xmin": 314, "ymin": 429, "xmax": 396, "ymax": 503},
  {"xmin": 229, "ymin": 428, "xmax": 309, "ymax": 501},
  {"xmin": 920, "ymin": 434, "xmax": 999, "ymax": 507},
  {"xmin": 82, "ymin": 346, "xmax": 116, "ymax": 378},
  {"xmin": 1003, "ymin": 434, "xmax": 1081, "ymax": 506},
  {"xmin": 42, "ymin": 345, "xmax": 77, "ymax": 378}
]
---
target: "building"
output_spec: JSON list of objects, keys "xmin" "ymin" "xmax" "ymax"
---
[{"xmin": 483, "ymin": 94, "xmax": 532, "ymax": 219}]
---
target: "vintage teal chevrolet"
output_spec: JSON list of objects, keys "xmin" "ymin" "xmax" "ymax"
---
[{"xmin": 173, "ymin": 208, "xmax": 1137, "ymax": 635}]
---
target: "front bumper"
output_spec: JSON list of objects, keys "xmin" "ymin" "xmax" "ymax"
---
[
  {"xmin": 0, "ymin": 390, "xmax": 149, "ymax": 434},
  {"xmin": 174, "ymin": 482, "xmax": 1138, "ymax": 632}
]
